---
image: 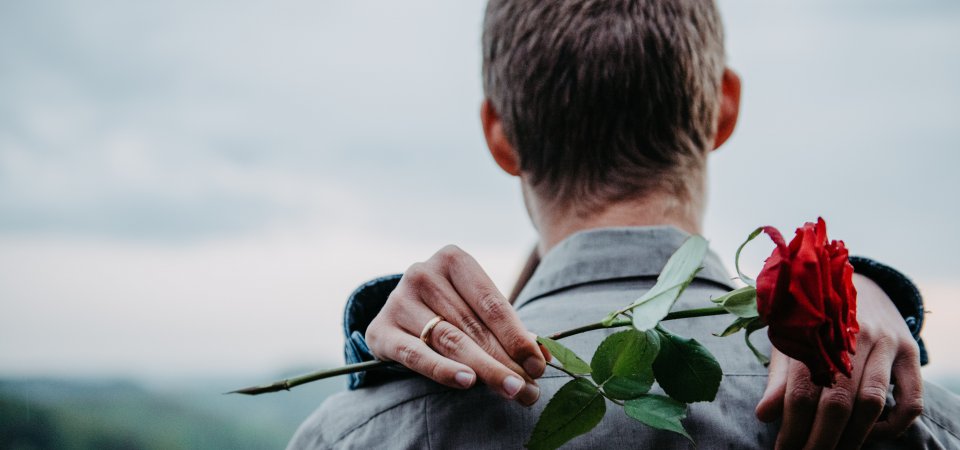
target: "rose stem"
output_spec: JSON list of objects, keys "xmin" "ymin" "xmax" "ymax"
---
[
  {"xmin": 226, "ymin": 360, "xmax": 391, "ymax": 395},
  {"xmin": 228, "ymin": 305, "xmax": 729, "ymax": 395},
  {"xmin": 546, "ymin": 305, "xmax": 728, "ymax": 340}
]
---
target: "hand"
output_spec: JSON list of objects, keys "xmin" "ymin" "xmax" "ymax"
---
[
  {"xmin": 365, "ymin": 245, "xmax": 547, "ymax": 405},
  {"xmin": 755, "ymin": 274, "xmax": 924, "ymax": 449}
]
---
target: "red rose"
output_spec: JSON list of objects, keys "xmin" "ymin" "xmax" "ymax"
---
[{"xmin": 755, "ymin": 218, "xmax": 859, "ymax": 386}]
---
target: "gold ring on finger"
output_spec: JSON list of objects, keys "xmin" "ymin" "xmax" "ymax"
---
[{"xmin": 419, "ymin": 315, "xmax": 445, "ymax": 345}]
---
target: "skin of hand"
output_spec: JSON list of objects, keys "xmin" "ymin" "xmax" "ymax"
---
[
  {"xmin": 755, "ymin": 274, "xmax": 924, "ymax": 450},
  {"xmin": 365, "ymin": 245, "xmax": 547, "ymax": 406},
  {"xmin": 366, "ymin": 245, "xmax": 923, "ymax": 446}
]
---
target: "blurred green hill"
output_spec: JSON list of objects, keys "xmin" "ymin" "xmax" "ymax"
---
[
  {"xmin": 2, "ymin": 374, "xmax": 957, "ymax": 449},
  {"xmin": 0, "ymin": 375, "xmax": 343, "ymax": 450}
]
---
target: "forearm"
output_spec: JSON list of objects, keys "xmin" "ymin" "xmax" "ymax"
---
[
  {"xmin": 848, "ymin": 256, "xmax": 927, "ymax": 365},
  {"xmin": 339, "ymin": 256, "xmax": 929, "ymax": 390}
]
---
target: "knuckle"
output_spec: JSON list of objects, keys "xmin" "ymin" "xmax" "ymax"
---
[
  {"xmin": 429, "ymin": 361, "xmax": 447, "ymax": 383},
  {"xmin": 434, "ymin": 325, "xmax": 467, "ymax": 355},
  {"xmin": 786, "ymin": 385, "xmax": 819, "ymax": 408},
  {"xmin": 857, "ymin": 384, "xmax": 888, "ymax": 412},
  {"xmin": 416, "ymin": 276, "xmax": 445, "ymax": 303},
  {"xmin": 475, "ymin": 335, "xmax": 504, "ymax": 359},
  {"xmin": 395, "ymin": 343, "xmax": 422, "ymax": 368},
  {"xmin": 873, "ymin": 335, "xmax": 896, "ymax": 352},
  {"xmin": 477, "ymin": 291, "xmax": 509, "ymax": 322},
  {"xmin": 364, "ymin": 324, "xmax": 383, "ymax": 348},
  {"xmin": 404, "ymin": 263, "xmax": 431, "ymax": 287},
  {"xmin": 900, "ymin": 340, "xmax": 921, "ymax": 360},
  {"xmin": 858, "ymin": 324, "xmax": 876, "ymax": 343},
  {"xmin": 364, "ymin": 318, "xmax": 392, "ymax": 355},
  {"xmin": 823, "ymin": 388, "xmax": 854, "ymax": 412},
  {"xmin": 504, "ymin": 331, "xmax": 535, "ymax": 358},
  {"xmin": 902, "ymin": 399, "xmax": 924, "ymax": 419},
  {"xmin": 434, "ymin": 245, "xmax": 464, "ymax": 266},
  {"xmin": 894, "ymin": 378, "xmax": 925, "ymax": 410},
  {"xmin": 458, "ymin": 315, "xmax": 487, "ymax": 342}
]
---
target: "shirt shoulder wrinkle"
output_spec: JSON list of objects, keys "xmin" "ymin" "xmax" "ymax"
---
[
  {"xmin": 328, "ymin": 391, "xmax": 436, "ymax": 445},
  {"xmin": 316, "ymin": 379, "xmax": 445, "ymax": 444}
]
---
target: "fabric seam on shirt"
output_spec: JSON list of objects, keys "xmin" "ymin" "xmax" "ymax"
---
[
  {"xmin": 330, "ymin": 391, "xmax": 437, "ymax": 445},
  {"xmin": 424, "ymin": 396, "xmax": 433, "ymax": 450},
  {"xmin": 921, "ymin": 410, "xmax": 960, "ymax": 441}
]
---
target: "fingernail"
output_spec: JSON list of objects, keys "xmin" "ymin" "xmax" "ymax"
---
[
  {"xmin": 455, "ymin": 371, "xmax": 475, "ymax": 388},
  {"xmin": 523, "ymin": 356, "xmax": 543, "ymax": 377},
  {"xmin": 519, "ymin": 383, "xmax": 540, "ymax": 406},
  {"xmin": 503, "ymin": 375, "xmax": 524, "ymax": 398}
]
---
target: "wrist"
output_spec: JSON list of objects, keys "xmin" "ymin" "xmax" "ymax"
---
[
  {"xmin": 849, "ymin": 256, "xmax": 927, "ymax": 365},
  {"xmin": 342, "ymin": 274, "xmax": 405, "ymax": 389}
]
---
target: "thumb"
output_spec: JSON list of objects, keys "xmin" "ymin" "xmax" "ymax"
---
[
  {"xmin": 530, "ymin": 332, "xmax": 552, "ymax": 363},
  {"xmin": 756, "ymin": 349, "xmax": 788, "ymax": 422}
]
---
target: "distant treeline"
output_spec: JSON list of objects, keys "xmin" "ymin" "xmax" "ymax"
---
[{"xmin": 0, "ymin": 377, "xmax": 343, "ymax": 450}]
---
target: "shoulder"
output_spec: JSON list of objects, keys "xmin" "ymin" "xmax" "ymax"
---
[
  {"xmin": 911, "ymin": 381, "xmax": 960, "ymax": 448},
  {"xmin": 286, "ymin": 377, "xmax": 446, "ymax": 450}
]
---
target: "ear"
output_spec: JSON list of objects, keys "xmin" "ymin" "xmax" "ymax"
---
[
  {"xmin": 481, "ymin": 99, "xmax": 521, "ymax": 176},
  {"xmin": 713, "ymin": 68, "xmax": 741, "ymax": 150}
]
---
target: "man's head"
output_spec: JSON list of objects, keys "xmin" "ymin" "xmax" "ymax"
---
[{"xmin": 479, "ymin": 0, "xmax": 740, "ymax": 221}]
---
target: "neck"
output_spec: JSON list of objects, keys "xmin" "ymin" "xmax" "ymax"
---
[{"xmin": 527, "ymin": 186, "xmax": 705, "ymax": 254}]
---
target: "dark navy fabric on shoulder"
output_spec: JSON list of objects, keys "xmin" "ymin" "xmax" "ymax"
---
[
  {"xmin": 342, "ymin": 274, "xmax": 411, "ymax": 390},
  {"xmin": 849, "ymin": 256, "xmax": 928, "ymax": 365}
]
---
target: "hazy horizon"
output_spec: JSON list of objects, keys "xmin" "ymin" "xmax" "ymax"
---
[{"xmin": 2, "ymin": 0, "xmax": 959, "ymax": 385}]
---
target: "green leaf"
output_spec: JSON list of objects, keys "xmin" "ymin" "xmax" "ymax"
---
[
  {"xmin": 525, "ymin": 378, "xmax": 606, "ymax": 450},
  {"xmin": 624, "ymin": 394, "xmax": 692, "ymax": 441},
  {"xmin": 630, "ymin": 236, "xmax": 709, "ymax": 331},
  {"xmin": 652, "ymin": 327, "xmax": 722, "ymax": 403},
  {"xmin": 590, "ymin": 330, "xmax": 660, "ymax": 399},
  {"xmin": 537, "ymin": 336, "xmax": 591, "ymax": 375},
  {"xmin": 714, "ymin": 316, "xmax": 754, "ymax": 337},
  {"xmin": 744, "ymin": 319, "xmax": 770, "ymax": 366},
  {"xmin": 734, "ymin": 227, "xmax": 763, "ymax": 287},
  {"xmin": 710, "ymin": 286, "xmax": 759, "ymax": 318}
]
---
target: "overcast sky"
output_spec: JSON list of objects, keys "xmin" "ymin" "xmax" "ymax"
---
[{"xmin": 1, "ymin": 0, "xmax": 958, "ymax": 384}]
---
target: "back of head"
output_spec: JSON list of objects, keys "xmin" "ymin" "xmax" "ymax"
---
[{"xmin": 482, "ymin": 0, "xmax": 725, "ymax": 212}]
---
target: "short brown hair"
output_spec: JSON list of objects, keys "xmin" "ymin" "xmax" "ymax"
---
[{"xmin": 482, "ymin": 0, "xmax": 725, "ymax": 209}]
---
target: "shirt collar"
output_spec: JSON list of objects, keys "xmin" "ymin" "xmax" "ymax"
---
[{"xmin": 514, "ymin": 226, "xmax": 735, "ymax": 309}]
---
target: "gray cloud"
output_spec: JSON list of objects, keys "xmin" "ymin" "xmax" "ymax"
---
[
  {"xmin": 1, "ymin": 0, "xmax": 959, "ymax": 380},
  {"xmin": 0, "ymin": 0, "xmax": 957, "ymax": 261}
]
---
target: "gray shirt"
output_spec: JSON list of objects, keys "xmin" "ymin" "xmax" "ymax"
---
[{"xmin": 289, "ymin": 227, "xmax": 960, "ymax": 449}]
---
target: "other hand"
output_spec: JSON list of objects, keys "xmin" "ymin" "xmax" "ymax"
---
[
  {"xmin": 365, "ymin": 245, "xmax": 547, "ymax": 406},
  {"xmin": 755, "ymin": 274, "xmax": 923, "ymax": 449}
]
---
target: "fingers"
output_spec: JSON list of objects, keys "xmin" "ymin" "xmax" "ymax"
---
[
  {"xmin": 368, "ymin": 326, "xmax": 478, "ymax": 390},
  {"xmin": 533, "ymin": 331, "xmax": 552, "ymax": 362},
  {"xmin": 757, "ymin": 349, "xmax": 789, "ymax": 423},
  {"xmin": 367, "ymin": 301, "xmax": 539, "ymax": 406},
  {"xmin": 775, "ymin": 359, "xmax": 822, "ymax": 450},
  {"xmin": 835, "ymin": 335, "xmax": 895, "ymax": 449},
  {"xmin": 404, "ymin": 257, "xmax": 540, "ymax": 383},
  {"xmin": 871, "ymin": 341, "xmax": 923, "ymax": 439},
  {"xmin": 402, "ymin": 261, "xmax": 498, "ymax": 353},
  {"xmin": 429, "ymin": 320, "xmax": 540, "ymax": 406},
  {"xmin": 367, "ymin": 245, "xmax": 545, "ymax": 406},
  {"xmin": 431, "ymin": 245, "xmax": 545, "ymax": 378},
  {"xmin": 806, "ymin": 347, "xmax": 873, "ymax": 450}
]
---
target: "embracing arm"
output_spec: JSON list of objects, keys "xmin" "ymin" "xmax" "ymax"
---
[
  {"xmin": 848, "ymin": 256, "xmax": 926, "ymax": 365},
  {"xmin": 347, "ymin": 246, "xmax": 546, "ymax": 405},
  {"xmin": 341, "ymin": 248, "xmax": 926, "ymax": 449},
  {"xmin": 343, "ymin": 253, "xmax": 926, "ymax": 373},
  {"xmin": 755, "ymin": 273, "xmax": 924, "ymax": 449}
]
